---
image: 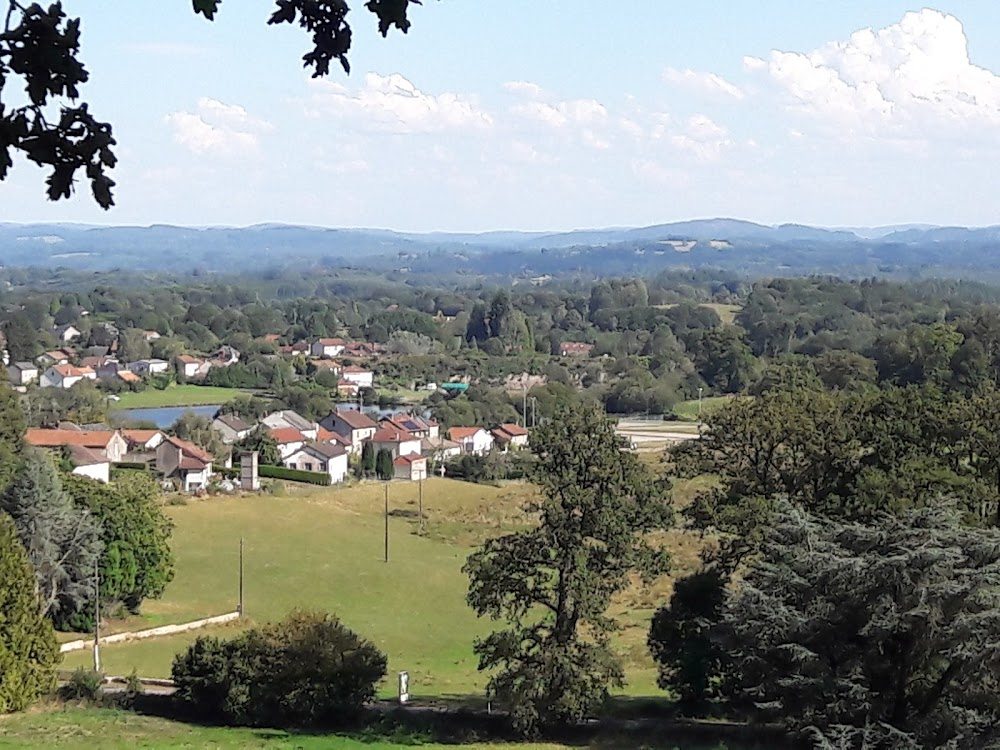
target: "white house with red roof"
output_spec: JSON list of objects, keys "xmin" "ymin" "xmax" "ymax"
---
[
  {"xmin": 369, "ymin": 427, "xmax": 422, "ymax": 459},
  {"xmin": 448, "ymin": 427, "xmax": 495, "ymax": 456},
  {"xmin": 394, "ymin": 452, "xmax": 428, "ymax": 481},
  {"xmin": 490, "ymin": 423, "xmax": 530, "ymax": 451},
  {"xmin": 321, "ymin": 409, "xmax": 378, "ymax": 454},
  {"xmin": 310, "ymin": 338, "xmax": 346, "ymax": 358},
  {"xmin": 40, "ymin": 364, "xmax": 97, "ymax": 389},
  {"xmin": 341, "ymin": 366, "xmax": 374, "ymax": 389},
  {"xmin": 155, "ymin": 436, "xmax": 215, "ymax": 492},
  {"xmin": 284, "ymin": 442, "xmax": 349, "ymax": 484},
  {"xmin": 268, "ymin": 427, "xmax": 308, "ymax": 460}
]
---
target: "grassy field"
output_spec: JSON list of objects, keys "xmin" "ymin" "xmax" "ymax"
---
[
  {"xmin": 0, "ymin": 706, "xmax": 755, "ymax": 749},
  {"xmin": 701, "ymin": 303, "xmax": 742, "ymax": 325},
  {"xmin": 108, "ymin": 385, "xmax": 248, "ymax": 409},
  {"xmin": 672, "ymin": 395, "xmax": 737, "ymax": 422},
  {"xmin": 654, "ymin": 303, "xmax": 742, "ymax": 325},
  {"xmin": 61, "ymin": 477, "xmax": 704, "ymax": 700}
]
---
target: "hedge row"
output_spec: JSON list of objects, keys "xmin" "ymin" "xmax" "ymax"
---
[{"xmin": 258, "ymin": 464, "xmax": 331, "ymax": 486}]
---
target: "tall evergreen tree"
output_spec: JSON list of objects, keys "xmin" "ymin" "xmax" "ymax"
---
[
  {"xmin": 360, "ymin": 441, "xmax": 376, "ymax": 477},
  {"xmin": 375, "ymin": 449, "xmax": 394, "ymax": 481},
  {"xmin": 0, "ymin": 514, "xmax": 58, "ymax": 712},
  {"xmin": 722, "ymin": 503, "xmax": 1000, "ymax": 749},
  {"xmin": 1, "ymin": 447, "xmax": 103, "ymax": 626},
  {"xmin": 464, "ymin": 403, "xmax": 673, "ymax": 733}
]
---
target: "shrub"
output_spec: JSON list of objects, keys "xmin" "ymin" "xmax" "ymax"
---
[
  {"xmin": 172, "ymin": 610, "xmax": 386, "ymax": 727},
  {"xmin": 258, "ymin": 465, "xmax": 331, "ymax": 486},
  {"xmin": 61, "ymin": 668, "xmax": 104, "ymax": 702}
]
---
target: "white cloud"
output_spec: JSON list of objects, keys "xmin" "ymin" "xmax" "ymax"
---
[
  {"xmin": 753, "ymin": 9, "xmax": 1000, "ymax": 135},
  {"xmin": 165, "ymin": 97, "xmax": 271, "ymax": 156},
  {"xmin": 581, "ymin": 129, "xmax": 611, "ymax": 150},
  {"xmin": 663, "ymin": 67, "xmax": 745, "ymax": 99},
  {"xmin": 655, "ymin": 114, "xmax": 732, "ymax": 162},
  {"xmin": 502, "ymin": 80, "xmax": 544, "ymax": 98},
  {"xmin": 304, "ymin": 73, "xmax": 494, "ymax": 133},
  {"xmin": 511, "ymin": 98, "xmax": 608, "ymax": 128}
]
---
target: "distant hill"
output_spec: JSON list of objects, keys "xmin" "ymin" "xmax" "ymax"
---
[{"xmin": 3, "ymin": 219, "xmax": 1000, "ymax": 282}]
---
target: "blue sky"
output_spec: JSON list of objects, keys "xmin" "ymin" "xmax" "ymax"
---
[{"xmin": 5, "ymin": 2, "xmax": 1000, "ymax": 232}]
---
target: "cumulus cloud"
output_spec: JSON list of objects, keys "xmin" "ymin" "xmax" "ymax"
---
[
  {"xmin": 503, "ymin": 80, "xmax": 544, "ymax": 98},
  {"xmin": 751, "ymin": 9, "xmax": 1000, "ymax": 135},
  {"xmin": 165, "ymin": 97, "xmax": 272, "ymax": 156},
  {"xmin": 304, "ymin": 73, "xmax": 494, "ymax": 133},
  {"xmin": 511, "ymin": 98, "xmax": 608, "ymax": 128},
  {"xmin": 663, "ymin": 67, "xmax": 745, "ymax": 99}
]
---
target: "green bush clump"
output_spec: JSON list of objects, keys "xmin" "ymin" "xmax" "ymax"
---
[{"xmin": 172, "ymin": 609, "xmax": 386, "ymax": 727}]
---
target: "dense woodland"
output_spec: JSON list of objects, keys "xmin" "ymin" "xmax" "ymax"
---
[{"xmin": 3, "ymin": 269, "xmax": 1000, "ymax": 426}]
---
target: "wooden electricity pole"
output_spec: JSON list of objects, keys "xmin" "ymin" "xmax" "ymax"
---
[
  {"xmin": 238, "ymin": 537, "xmax": 245, "ymax": 617},
  {"xmin": 418, "ymin": 477, "xmax": 424, "ymax": 536},
  {"xmin": 384, "ymin": 483, "xmax": 389, "ymax": 563},
  {"xmin": 93, "ymin": 558, "xmax": 101, "ymax": 672}
]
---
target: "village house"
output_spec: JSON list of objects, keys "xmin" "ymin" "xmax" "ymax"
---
[
  {"xmin": 269, "ymin": 427, "xmax": 308, "ymax": 460},
  {"xmin": 36, "ymin": 349, "xmax": 73, "ymax": 367},
  {"xmin": 212, "ymin": 414, "xmax": 254, "ymax": 444},
  {"xmin": 283, "ymin": 442, "xmax": 349, "ymax": 484},
  {"xmin": 369, "ymin": 427, "xmax": 423, "ymax": 459},
  {"xmin": 320, "ymin": 409, "xmax": 378, "ymax": 454},
  {"xmin": 116, "ymin": 370, "xmax": 141, "ymax": 386},
  {"xmin": 380, "ymin": 413, "xmax": 439, "ymax": 439},
  {"xmin": 491, "ymin": 423, "xmax": 530, "ymax": 451},
  {"xmin": 52, "ymin": 324, "xmax": 82, "ymax": 343},
  {"xmin": 317, "ymin": 427, "xmax": 352, "ymax": 450},
  {"xmin": 394, "ymin": 453, "xmax": 428, "ymax": 481},
  {"xmin": 261, "ymin": 410, "xmax": 318, "ymax": 440},
  {"xmin": 40, "ymin": 364, "xmax": 97, "ymax": 389},
  {"xmin": 80, "ymin": 355, "xmax": 121, "ymax": 380},
  {"xmin": 128, "ymin": 358, "xmax": 170, "ymax": 376},
  {"xmin": 311, "ymin": 360, "xmax": 341, "ymax": 376},
  {"xmin": 67, "ymin": 445, "xmax": 111, "ymax": 483},
  {"xmin": 142, "ymin": 330, "xmax": 161, "ymax": 342},
  {"xmin": 156, "ymin": 436, "xmax": 215, "ymax": 492},
  {"xmin": 343, "ymin": 341, "xmax": 380, "ymax": 358},
  {"xmin": 341, "ymin": 365, "xmax": 374, "ymax": 389},
  {"xmin": 26, "ymin": 428, "xmax": 128, "ymax": 463},
  {"xmin": 209, "ymin": 346, "xmax": 240, "ymax": 367},
  {"xmin": 421, "ymin": 435, "xmax": 462, "ymax": 461},
  {"xmin": 7, "ymin": 361, "xmax": 38, "ymax": 386},
  {"xmin": 559, "ymin": 341, "xmax": 595, "ymax": 357},
  {"xmin": 310, "ymin": 338, "xmax": 345, "ymax": 358},
  {"xmin": 337, "ymin": 379, "xmax": 360, "ymax": 397},
  {"xmin": 176, "ymin": 354, "xmax": 211, "ymax": 379},
  {"xmin": 448, "ymin": 427, "xmax": 495, "ymax": 456},
  {"xmin": 121, "ymin": 429, "xmax": 165, "ymax": 452}
]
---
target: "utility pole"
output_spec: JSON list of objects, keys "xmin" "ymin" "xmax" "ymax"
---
[
  {"xmin": 698, "ymin": 387, "xmax": 704, "ymax": 437},
  {"xmin": 522, "ymin": 386, "xmax": 527, "ymax": 428},
  {"xmin": 418, "ymin": 476, "xmax": 424, "ymax": 536},
  {"xmin": 531, "ymin": 397, "xmax": 537, "ymax": 429},
  {"xmin": 93, "ymin": 558, "xmax": 101, "ymax": 673},
  {"xmin": 384, "ymin": 483, "xmax": 389, "ymax": 563},
  {"xmin": 238, "ymin": 537, "xmax": 245, "ymax": 617}
]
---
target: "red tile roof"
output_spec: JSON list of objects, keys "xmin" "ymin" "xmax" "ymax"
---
[
  {"xmin": 448, "ymin": 427, "xmax": 484, "ymax": 441},
  {"xmin": 122, "ymin": 429, "xmax": 162, "ymax": 445},
  {"xmin": 334, "ymin": 410, "xmax": 378, "ymax": 430},
  {"xmin": 498, "ymin": 423, "xmax": 528, "ymax": 437},
  {"xmin": 165, "ymin": 436, "xmax": 214, "ymax": 464},
  {"xmin": 26, "ymin": 429, "xmax": 118, "ymax": 449},
  {"xmin": 394, "ymin": 452, "xmax": 426, "ymax": 466},
  {"xmin": 371, "ymin": 428, "xmax": 416, "ymax": 443},
  {"xmin": 269, "ymin": 427, "xmax": 307, "ymax": 444},
  {"xmin": 51, "ymin": 364, "xmax": 95, "ymax": 378}
]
